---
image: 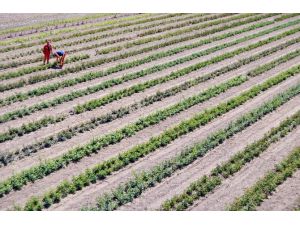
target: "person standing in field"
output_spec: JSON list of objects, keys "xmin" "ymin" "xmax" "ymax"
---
[
  {"xmin": 53, "ymin": 50, "xmax": 67, "ymax": 68},
  {"xmin": 42, "ymin": 40, "xmax": 53, "ymax": 65}
]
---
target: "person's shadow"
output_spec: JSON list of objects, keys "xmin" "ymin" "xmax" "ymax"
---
[{"xmin": 51, "ymin": 64, "xmax": 62, "ymax": 69}]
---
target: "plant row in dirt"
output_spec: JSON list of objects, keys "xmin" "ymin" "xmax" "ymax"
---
[
  {"xmin": 0, "ymin": 54, "xmax": 90, "ymax": 80},
  {"xmin": 1, "ymin": 38, "xmax": 297, "ymax": 166},
  {"xmin": 0, "ymin": 28, "xmax": 286, "ymax": 124},
  {"xmin": 0, "ymin": 115, "xmax": 66, "ymax": 143},
  {"xmin": 109, "ymin": 14, "xmax": 275, "ymax": 52},
  {"xmin": 0, "ymin": 15, "xmax": 224, "ymax": 69},
  {"xmin": 0, "ymin": 14, "xmax": 244, "ymax": 91},
  {"xmin": 0, "ymin": 25, "xmax": 298, "ymax": 125},
  {"xmin": 3, "ymin": 13, "xmax": 292, "ymax": 62},
  {"xmin": 161, "ymin": 108, "xmax": 300, "ymax": 210},
  {"xmin": 62, "ymin": 13, "xmax": 204, "ymax": 48},
  {"xmin": 94, "ymin": 14, "xmax": 240, "ymax": 55},
  {"xmin": 274, "ymin": 13, "xmax": 300, "ymax": 22},
  {"xmin": 228, "ymin": 145, "xmax": 300, "ymax": 211},
  {"xmin": 20, "ymin": 64, "xmax": 300, "ymax": 210},
  {"xmin": 95, "ymin": 14, "xmax": 254, "ymax": 55},
  {"xmin": 95, "ymin": 14, "xmax": 278, "ymax": 56},
  {"xmin": 0, "ymin": 15, "xmax": 117, "ymax": 46},
  {"xmin": 0, "ymin": 13, "xmax": 114, "ymax": 39},
  {"xmin": 91, "ymin": 85, "xmax": 300, "ymax": 211},
  {"xmin": 0, "ymin": 14, "xmax": 195, "ymax": 54},
  {"xmin": 0, "ymin": 14, "xmax": 186, "ymax": 63},
  {"xmin": 0, "ymin": 14, "xmax": 278, "ymax": 105},
  {"xmin": 0, "ymin": 75, "xmax": 247, "ymax": 199},
  {"xmin": 0, "ymin": 13, "xmax": 155, "ymax": 53},
  {"xmin": 4, "ymin": 13, "xmax": 278, "ymax": 66},
  {"xmin": 73, "ymin": 28, "xmax": 300, "ymax": 114}
]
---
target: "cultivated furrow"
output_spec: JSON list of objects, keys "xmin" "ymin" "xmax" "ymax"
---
[
  {"xmin": 256, "ymin": 169, "xmax": 300, "ymax": 210},
  {"xmin": 189, "ymin": 127, "xmax": 300, "ymax": 210},
  {"xmin": 0, "ymin": 62, "xmax": 298, "ymax": 210}
]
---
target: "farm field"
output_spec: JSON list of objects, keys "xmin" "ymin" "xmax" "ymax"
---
[{"xmin": 0, "ymin": 13, "xmax": 300, "ymax": 211}]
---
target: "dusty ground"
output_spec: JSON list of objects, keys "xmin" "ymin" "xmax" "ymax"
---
[{"xmin": 0, "ymin": 13, "xmax": 299, "ymax": 211}]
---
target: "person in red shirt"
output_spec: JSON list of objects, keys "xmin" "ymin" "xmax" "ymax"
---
[{"xmin": 42, "ymin": 40, "xmax": 52, "ymax": 65}]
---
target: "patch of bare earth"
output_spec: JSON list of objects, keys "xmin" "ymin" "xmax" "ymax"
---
[
  {"xmin": 189, "ymin": 127, "xmax": 300, "ymax": 211},
  {"xmin": 118, "ymin": 97, "xmax": 300, "ymax": 211},
  {"xmin": 1, "ymin": 43, "xmax": 299, "ymax": 181},
  {"xmin": 257, "ymin": 169, "xmax": 300, "ymax": 211}
]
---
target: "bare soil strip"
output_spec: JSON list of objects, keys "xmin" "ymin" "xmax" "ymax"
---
[
  {"xmin": 55, "ymin": 83, "xmax": 300, "ymax": 211},
  {"xmin": 0, "ymin": 14, "xmax": 287, "ymax": 99},
  {"xmin": 189, "ymin": 128, "xmax": 300, "ymax": 211},
  {"xmin": 0, "ymin": 66, "xmax": 298, "ymax": 210},
  {"xmin": 256, "ymin": 169, "xmax": 300, "ymax": 210},
  {"xmin": 117, "ymin": 98, "xmax": 300, "ymax": 211},
  {"xmin": 0, "ymin": 14, "xmax": 133, "ymax": 41},
  {"xmin": 0, "ymin": 14, "xmax": 195, "ymax": 73},
  {"xmin": 0, "ymin": 14, "xmax": 250, "ymax": 88},
  {"xmin": 1, "ymin": 42, "xmax": 299, "ymax": 168},
  {"xmin": 0, "ymin": 14, "xmax": 217, "ymax": 62},
  {"xmin": 0, "ymin": 14, "xmax": 113, "ymax": 33},
  {"xmin": 0, "ymin": 15, "xmax": 285, "ymax": 107},
  {"xmin": 1, "ymin": 30, "xmax": 299, "ymax": 136}
]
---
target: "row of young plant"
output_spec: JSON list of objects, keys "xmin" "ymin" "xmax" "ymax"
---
[
  {"xmin": 95, "ymin": 14, "xmax": 278, "ymax": 56},
  {"xmin": 62, "ymin": 13, "xmax": 205, "ymax": 48},
  {"xmin": 0, "ymin": 75, "xmax": 247, "ymax": 199},
  {"xmin": 0, "ymin": 13, "xmax": 115, "ymax": 39},
  {"xmin": 0, "ymin": 14, "xmax": 187, "ymax": 65},
  {"xmin": 0, "ymin": 14, "xmax": 120, "ymax": 47},
  {"xmin": 94, "ymin": 13, "xmax": 240, "ymax": 55},
  {"xmin": 0, "ymin": 115, "xmax": 66, "ymax": 143},
  {"xmin": 0, "ymin": 54, "xmax": 90, "ymax": 80},
  {"xmin": 160, "ymin": 108, "xmax": 300, "ymax": 211},
  {"xmin": 20, "ymin": 64, "xmax": 300, "ymax": 210},
  {"xmin": 2, "ymin": 39, "xmax": 293, "ymax": 168},
  {"xmin": 95, "ymin": 14, "xmax": 255, "ymax": 55},
  {"xmin": 228, "ymin": 145, "xmax": 300, "ymax": 211},
  {"xmin": 0, "ymin": 13, "xmax": 155, "ymax": 53},
  {"xmin": 0, "ymin": 14, "xmax": 277, "ymax": 103},
  {"xmin": 73, "ymin": 28, "xmax": 300, "ymax": 114},
  {"xmin": 111, "ymin": 14, "xmax": 277, "ymax": 53},
  {"xmin": 1, "ymin": 38, "xmax": 297, "ymax": 166},
  {"xmin": 0, "ymin": 15, "xmax": 225, "ymax": 74},
  {"xmin": 90, "ymin": 85, "xmax": 300, "ymax": 211},
  {"xmin": 2, "ymin": 14, "xmax": 293, "ymax": 63},
  {"xmin": 0, "ymin": 26, "xmax": 290, "ymax": 124},
  {"xmin": 6, "ymin": 13, "xmax": 284, "ymax": 66},
  {"xmin": 273, "ymin": 13, "xmax": 300, "ymax": 22},
  {"xmin": 12, "ymin": 13, "xmax": 182, "ymax": 48},
  {"xmin": 0, "ymin": 14, "xmax": 153, "ymax": 61},
  {"xmin": 0, "ymin": 25, "xmax": 298, "ymax": 125},
  {"xmin": 0, "ymin": 15, "xmax": 245, "ymax": 92},
  {"xmin": 0, "ymin": 14, "xmax": 197, "ymax": 53},
  {"xmin": 12, "ymin": 14, "xmax": 297, "ymax": 60}
]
